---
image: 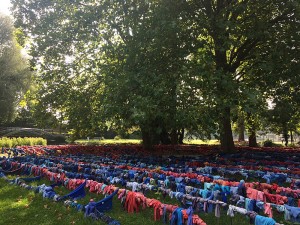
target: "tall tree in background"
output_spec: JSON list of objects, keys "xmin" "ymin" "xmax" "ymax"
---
[
  {"xmin": 187, "ymin": 0, "xmax": 300, "ymax": 151},
  {"xmin": 247, "ymin": 0, "xmax": 300, "ymax": 146},
  {"xmin": 0, "ymin": 13, "xmax": 31, "ymax": 124}
]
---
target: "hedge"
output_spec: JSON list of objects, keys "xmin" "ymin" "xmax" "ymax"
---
[{"xmin": 0, "ymin": 137, "xmax": 47, "ymax": 148}]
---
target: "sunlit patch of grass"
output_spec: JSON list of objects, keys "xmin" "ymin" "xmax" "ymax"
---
[
  {"xmin": 75, "ymin": 139, "xmax": 142, "ymax": 145},
  {"xmin": 183, "ymin": 139, "xmax": 220, "ymax": 145},
  {"xmin": 75, "ymin": 139, "xmax": 221, "ymax": 146}
]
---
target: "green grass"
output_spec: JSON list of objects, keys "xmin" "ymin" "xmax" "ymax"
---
[
  {"xmin": 75, "ymin": 139, "xmax": 142, "ymax": 145},
  {"xmin": 74, "ymin": 139, "xmax": 300, "ymax": 147},
  {"xmin": 0, "ymin": 177, "xmax": 291, "ymax": 225},
  {"xmin": 74, "ymin": 139, "xmax": 221, "ymax": 146},
  {"xmin": 183, "ymin": 139, "xmax": 220, "ymax": 145},
  {"xmin": 0, "ymin": 179, "xmax": 94, "ymax": 225}
]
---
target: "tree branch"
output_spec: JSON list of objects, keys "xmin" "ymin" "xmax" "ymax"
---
[{"xmin": 230, "ymin": 38, "xmax": 259, "ymax": 71}]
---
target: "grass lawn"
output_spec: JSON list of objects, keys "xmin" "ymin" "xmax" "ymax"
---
[
  {"xmin": 74, "ymin": 139, "xmax": 221, "ymax": 145},
  {"xmin": 74, "ymin": 139, "xmax": 295, "ymax": 148},
  {"xmin": 75, "ymin": 139, "xmax": 142, "ymax": 145},
  {"xmin": 0, "ymin": 178, "xmax": 93, "ymax": 225},
  {"xmin": 183, "ymin": 140, "xmax": 220, "ymax": 145},
  {"xmin": 0, "ymin": 177, "xmax": 290, "ymax": 225}
]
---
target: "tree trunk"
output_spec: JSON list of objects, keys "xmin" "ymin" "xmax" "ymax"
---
[
  {"xmin": 283, "ymin": 131, "xmax": 289, "ymax": 147},
  {"xmin": 170, "ymin": 129, "xmax": 178, "ymax": 145},
  {"xmin": 237, "ymin": 113, "xmax": 245, "ymax": 142},
  {"xmin": 160, "ymin": 128, "xmax": 171, "ymax": 144},
  {"xmin": 290, "ymin": 130, "xmax": 293, "ymax": 144},
  {"xmin": 141, "ymin": 126, "xmax": 160, "ymax": 150},
  {"xmin": 142, "ymin": 129, "xmax": 152, "ymax": 150},
  {"xmin": 249, "ymin": 131, "xmax": 257, "ymax": 147},
  {"xmin": 220, "ymin": 107, "xmax": 235, "ymax": 152},
  {"xmin": 178, "ymin": 128, "xmax": 184, "ymax": 144}
]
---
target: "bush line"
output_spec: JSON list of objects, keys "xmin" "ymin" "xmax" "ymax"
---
[{"xmin": 0, "ymin": 137, "xmax": 47, "ymax": 147}]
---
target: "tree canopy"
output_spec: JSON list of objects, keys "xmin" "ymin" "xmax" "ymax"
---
[
  {"xmin": 0, "ymin": 13, "xmax": 31, "ymax": 124},
  {"xmin": 10, "ymin": 0, "xmax": 300, "ymax": 150}
]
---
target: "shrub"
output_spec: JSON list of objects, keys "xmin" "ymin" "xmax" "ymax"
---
[
  {"xmin": 263, "ymin": 139, "xmax": 274, "ymax": 147},
  {"xmin": 22, "ymin": 137, "xmax": 31, "ymax": 146},
  {"xmin": 114, "ymin": 135, "xmax": 121, "ymax": 140},
  {"xmin": 263, "ymin": 139, "xmax": 283, "ymax": 147},
  {"xmin": 0, "ymin": 137, "xmax": 13, "ymax": 148},
  {"xmin": 0, "ymin": 137, "xmax": 47, "ymax": 147},
  {"xmin": 36, "ymin": 137, "xmax": 47, "ymax": 146}
]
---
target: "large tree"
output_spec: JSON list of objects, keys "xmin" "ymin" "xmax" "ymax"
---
[
  {"xmin": 0, "ymin": 13, "xmax": 31, "ymax": 124},
  {"xmin": 185, "ymin": 0, "xmax": 300, "ymax": 151},
  {"xmin": 97, "ymin": 0, "xmax": 214, "ymax": 147},
  {"xmin": 246, "ymin": 0, "xmax": 300, "ymax": 146},
  {"xmin": 11, "ymin": 0, "xmax": 211, "ymax": 146}
]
